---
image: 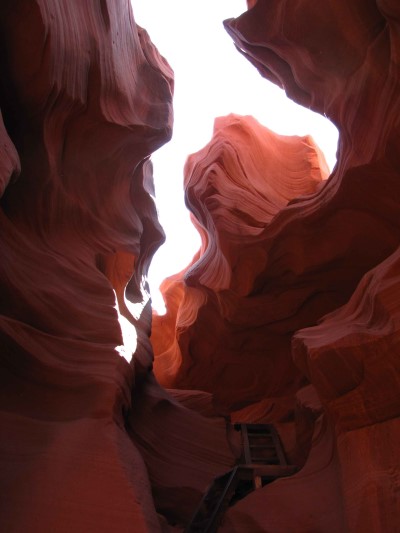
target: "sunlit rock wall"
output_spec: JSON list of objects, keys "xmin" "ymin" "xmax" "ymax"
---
[
  {"xmin": 2, "ymin": 0, "xmax": 399, "ymax": 530},
  {"xmin": 153, "ymin": 0, "xmax": 400, "ymax": 531},
  {"xmin": 153, "ymin": 113, "xmax": 329, "ymax": 409},
  {"xmin": 0, "ymin": 1, "xmax": 239, "ymax": 531}
]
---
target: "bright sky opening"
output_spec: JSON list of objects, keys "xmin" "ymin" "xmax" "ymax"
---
[{"xmin": 132, "ymin": 0, "xmax": 339, "ymax": 313}]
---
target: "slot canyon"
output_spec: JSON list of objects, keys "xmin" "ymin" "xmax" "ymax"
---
[{"xmin": 0, "ymin": 0, "xmax": 399, "ymax": 532}]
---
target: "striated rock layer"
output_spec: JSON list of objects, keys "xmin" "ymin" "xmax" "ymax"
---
[
  {"xmin": 152, "ymin": 113, "xmax": 329, "ymax": 408},
  {"xmin": 152, "ymin": 0, "xmax": 400, "ymax": 531},
  {"xmin": 0, "ymin": 1, "xmax": 239, "ymax": 531},
  {"xmin": 2, "ymin": 0, "xmax": 400, "ymax": 531}
]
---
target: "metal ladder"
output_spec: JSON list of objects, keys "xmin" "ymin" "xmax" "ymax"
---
[
  {"xmin": 185, "ymin": 424, "xmax": 298, "ymax": 532},
  {"xmin": 239, "ymin": 423, "xmax": 290, "ymax": 488}
]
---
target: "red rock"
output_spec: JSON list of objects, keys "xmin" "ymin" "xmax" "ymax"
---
[
  {"xmin": 221, "ymin": 413, "xmax": 347, "ymax": 533},
  {"xmin": 224, "ymin": 3, "xmax": 400, "ymax": 528},
  {"xmin": 293, "ymin": 249, "xmax": 400, "ymax": 531},
  {"xmin": 0, "ymin": 112, "xmax": 20, "ymax": 197},
  {"xmin": 152, "ymin": 113, "xmax": 328, "ymax": 410},
  {"xmin": 0, "ymin": 1, "xmax": 237, "ymax": 531},
  {"xmin": 152, "ymin": 0, "xmax": 400, "ymax": 530},
  {"xmin": 3, "ymin": 0, "xmax": 400, "ymax": 530}
]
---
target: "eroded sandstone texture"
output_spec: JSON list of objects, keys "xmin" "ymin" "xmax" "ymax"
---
[
  {"xmin": 152, "ymin": 0, "xmax": 400, "ymax": 531},
  {"xmin": 2, "ymin": 0, "xmax": 400, "ymax": 531},
  {"xmin": 152, "ymin": 113, "xmax": 329, "ymax": 407},
  {"xmin": 0, "ymin": 2, "xmax": 239, "ymax": 531}
]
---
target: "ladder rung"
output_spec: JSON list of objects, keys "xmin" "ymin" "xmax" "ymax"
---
[
  {"xmin": 252, "ymin": 457, "xmax": 280, "ymax": 465},
  {"xmin": 249, "ymin": 443, "xmax": 275, "ymax": 448},
  {"xmin": 249, "ymin": 464, "xmax": 299, "ymax": 477}
]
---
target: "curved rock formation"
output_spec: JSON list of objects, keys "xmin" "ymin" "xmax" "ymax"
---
[
  {"xmin": 3, "ymin": 0, "xmax": 400, "ymax": 530},
  {"xmin": 0, "ymin": 2, "xmax": 238, "ymax": 531},
  {"xmin": 292, "ymin": 248, "xmax": 400, "ymax": 531},
  {"xmin": 152, "ymin": 0, "xmax": 400, "ymax": 530},
  {"xmin": 152, "ymin": 113, "xmax": 329, "ymax": 408}
]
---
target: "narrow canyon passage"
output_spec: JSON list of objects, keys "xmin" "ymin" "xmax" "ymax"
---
[{"xmin": 0, "ymin": 1, "xmax": 399, "ymax": 532}]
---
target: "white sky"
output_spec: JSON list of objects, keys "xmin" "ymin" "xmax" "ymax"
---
[{"xmin": 132, "ymin": 0, "xmax": 339, "ymax": 312}]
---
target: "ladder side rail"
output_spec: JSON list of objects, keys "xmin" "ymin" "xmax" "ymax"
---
[
  {"xmin": 241, "ymin": 424, "xmax": 252, "ymax": 464},
  {"xmin": 270, "ymin": 426, "xmax": 287, "ymax": 466},
  {"xmin": 204, "ymin": 467, "xmax": 240, "ymax": 533}
]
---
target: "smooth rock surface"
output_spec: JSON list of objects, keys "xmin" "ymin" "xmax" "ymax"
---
[
  {"xmin": 0, "ymin": 2, "xmax": 238, "ymax": 531},
  {"xmin": 152, "ymin": 114, "xmax": 328, "ymax": 408},
  {"xmin": 2, "ymin": 0, "xmax": 400, "ymax": 531},
  {"xmin": 152, "ymin": 0, "xmax": 400, "ymax": 530}
]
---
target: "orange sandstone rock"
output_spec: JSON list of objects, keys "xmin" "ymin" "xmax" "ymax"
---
[
  {"xmin": 0, "ymin": 2, "xmax": 237, "ymax": 531},
  {"xmin": 3, "ymin": 0, "xmax": 400, "ymax": 530},
  {"xmin": 152, "ymin": 114, "xmax": 328, "ymax": 410},
  {"xmin": 151, "ymin": 0, "xmax": 400, "ymax": 530}
]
